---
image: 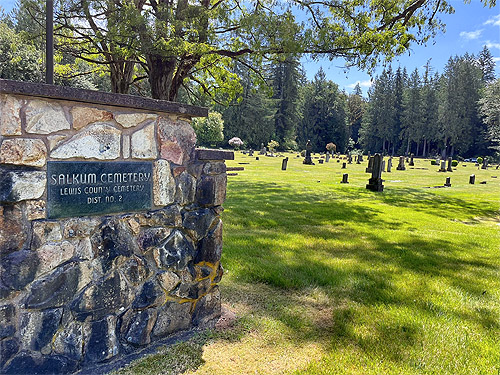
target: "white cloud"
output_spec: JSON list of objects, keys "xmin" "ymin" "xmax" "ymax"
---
[
  {"xmin": 484, "ymin": 14, "xmax": 500, "ymax": 27},
  {"xmin": 493, "ymin": 57, "xmax": 500, "ymax": 63},
  {"xmin": 459, "ymin": 29, "xmax": 483, "ymax": 40},
  {"xmin": 486, "ymin": 41, "xmax": 500, "ymax": 50},
  {"xmin": 346, "ymin": 80, "xmax": 372, "ymax": 89}
]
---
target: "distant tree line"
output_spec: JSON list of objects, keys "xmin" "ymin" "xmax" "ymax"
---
[{"xmin": 1, "ymin": 1, "xmax": 499, "ymax": 158}]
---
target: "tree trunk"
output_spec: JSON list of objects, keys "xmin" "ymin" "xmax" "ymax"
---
[
  {"xmin": 422, "ymin": 139, "xmax": 427, "ymax": 157},
  {"xmin": 416, "ymin": 141, "xmax": 420, "ymax": 156},
  {"xmin": 147, "ymin": 55, "xmax": 176, "ymax": 100},
  {"xmin": 406, "ymin": 138, "xmax": 410, "ymax": 156},
  {"xmin": 110, "ymin": 60, "xmax": 135, "ymax": 94}
]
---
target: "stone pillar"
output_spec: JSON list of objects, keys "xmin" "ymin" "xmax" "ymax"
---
[
  {"xmin": 387, "ymin": 157, "xmax": 392, "ymax": 172},
  {"xmin": 0, "ymin": 79, "xmax": 232, "ymax": 374},
  {"xmin": 365, "ymin": 156, "xmax": 374, "ymax": 173},
  {"xmin": 469, "ymin": 174, "xmax": 475, "ymax": 184},
  {"xmin": 325, "ymin": 153, "xmax": 330, "ymax": 163},
  {"xmin": 366, "ymin": 154, "xmax": 384, "ymax": 192},
  {"xmin": 409, "ymin": 153, "xmax": 415, "ymax": 166},
  {"xmin": 342, "ymin": 162, "xmax": 346, "ymax": 169},
  {"xmin": 341, "ymin": 173, "xmax": 349, "ymax": 184},
  {"xmin": 481, "ymin": 158, "xmax": 488, "ymax": 170},
  {"xmin": 444, "ymin": 177, "xmax": 451, "ymax": 187},
  {"xmin": 439, "ymin": 160, "xmax": 446, "ymax": 172},
  {"xmin": 348, "ymin": 154, "xmax": 352, "ymax": 164}
]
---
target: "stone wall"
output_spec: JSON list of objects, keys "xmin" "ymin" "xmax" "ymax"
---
[{"xmin": 0, "ymin": 80, "xmax": 233, "ymax": 374}]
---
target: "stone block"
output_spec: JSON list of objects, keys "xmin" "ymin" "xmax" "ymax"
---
[
  {"xmin": 3, "ymin": 353, "xmax": 78, "ymax": 375},
  {"xmin": 62, "ymin": 217, "xmax": 100, "ymax": 238},
  {"xmin": 192, "ymin": 286, "xmax": 221, "ymax": 328},
  {"xmin": 19, "ymin": 308, "xmax": 63, "ymax": 352},
  {"xmin": 1, "ymin": 249, "xmax": 39, "ymax": 290},
  {"xmin": 175, "ymin": 171, "xmax": 196, "ymax": 206},
  {"xmin": 71, "ymin": 106, "xmax": 113, "ymax": 130},
  {"xmin": 53, "ymin": 321, "xmax": 84, "ymax": 360},
  {"xmin": 25, "ymin": 99, "xmax": 71, "ymax": 134},
  {"xmin": 47, "ymin": 134, "xmax": 67, "ymax": 151},
  {"xmin": 0, "ymin": 338, "xmax": 19, "ymax": 367},
  {"xmin": 157, "ymin": 271, "xmax": 180, "ymax": 292},
  {"xmin": 153, "ymin": 230, "xmax": 195, "ymax": 271},
  {"xmin": 31, "ymin": 221, "xmax": 62, "ymax": 249},
  {"xmin": 131, "ymin": 122, "xmax": 157, "ymax": 159},
  {"xmin": 0, "ymin": 94, "xmax": 22, "ymax": 136},
  {"xmin": 134, "ymin": 206, "xmax": 182, "ymax": 228},
  {"xmin": 195, "ymin": 219, "xmax": 223, "ymax": 264},
  {"xmin": 120, "ymin": 256, "xmax": 152, "ymax": 286},
  {"xmin": 25, "ymin": 263, "xmax": 82, "ymax": 309},
  {"xmin": 182, "ymin": 208, "xmax": 217, "ymax": 242},
  {"xmin": 35, "ymin": 240, "xmax": 75, "ymax": 277},
  {"xmin": 0, "ymin": 204, "xmax": 28, "ymax": 256},
  {"xmin": 122, "ymin": 134, "xmax": 130, "ymax": 158},
  {"xmin": 71, "ymin": 271, "xmax": 132, "ymax": 321},
  {"xmin": 85, "ymin": 315, "xmax": 119, "ymax": 363},
  {"xmin": 50, "ymin": 122, "xmax": 121, "ymax": 160},
  {"xmin": 91, "ymin": 218, "xmax": 138, "ymax": 273},
  {"xmin": 0, "ymin": 138, "xmax": 47, "ymax": 167},
  {"xmin": 203, "ymin": 162, "xmax": 227, "ymax": 175},
  {"xmin": 157, "ymin": 117, "xmax": 196, "ymax": 165},
  {"xmin": 115, "ymin": 113, "xmax": 157, "ymax": 128},
  {"xmin": 195, "ymin": 174, "xmax": 227, "ymax": 207},
  {"xmin": 137, "ymin": 227, "xmax": 172, "ymax": 252},
  {"xmin": 0, "ymin": 169, "xmax": 45, "ymax": 203},
  {"xmin": 153, "ymin": 159, "xmax": 176, "ymax": 206},
  {"xmin": 152, "ymin": 301, "xmax": 192, "ymax": 338},
  {"xmin": 25, "ymin": 199, "xmax": 46, "ymax": 221},
  {"xmin": 0, "ymin": 304, "xmax": 15, "ymax": 339},
  {"xmin": 132, "ymin": 280, "xmax": 165, "ymax": 309},
  {"xmin": 121, "ymin": 309, "xmax": 158, "ymax": 346}
]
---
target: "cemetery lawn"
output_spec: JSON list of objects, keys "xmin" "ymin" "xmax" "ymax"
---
[{"xmin": 122, "ymin": 153, "xmax": 500, "ymax": 375}]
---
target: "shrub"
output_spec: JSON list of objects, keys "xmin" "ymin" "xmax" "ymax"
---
[
  {"xmin": 267, "ymin": 140, "xmax": 279, "ymax": 153},
  {"xmin": 477, "ymin": 157, "xmax": 483, "ymax": 164},
  {"xmin": 431, "ymin": 160, "xmax": 437, "ymax": 165},
  {"xmin": 326, "ymin": 143, "xmax": 336, "ymax": 153},
  {"xmin": 228, "ymin": 137, "xmax": 244, "ymax": 150},
  {"xmin": 192, "ymin": 112, "xmax": 224, "ymax": 147},
  {"xmin": 452, "ymin": 160, "xmax": 458, "ymax": 167},
  {"xmin": 300, "ymin": 150, "xmax": 306, "ymax": 157}
]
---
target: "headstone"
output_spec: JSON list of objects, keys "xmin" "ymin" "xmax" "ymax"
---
[
  {"xmin": 469, "ymin": 174, "xmax": 475, "ymax": 184},
  {"xmin": 341, "ymin": 173, "xmax": 349, "ymax": 184},
  {"xmin": 446, "ymin": 157, "xmax": 453, "ymax": 172},
  {"xmin": 366, "ymin": 154, "xmax": 384, "ymax": 192},
  {"xmin": 481, "ymin": 158, "xmax": 488, "ymax": 170},
  {"xmin": 365, "ymin": 156, "xmax": 374, "ymax": 173},
  {"xmin": 256, "ymin": 157, "xmax": 259, "ymax": 160},
  {"xmin": 382, "ymin": 160, "xmax": 386, "ymax": 172},
  {"xmin": 325, "ymin": 153, "xmax": 330, "ymax": 163},
  {"xmin": 249, "ymin": 149, "xmax": 254, "ymax": 156},
  {"xmin": 396, "ymin": 156, "xmax": 406, "ymax": 171},
  {"xmin": 359, "ymin": 155, "xmax": 364, "ymax": 163},
  {"xmin": 387, "ymin": 157, "xmax": 392, "ymax": 172},
  {"xmin": 281, "ymin": 157, "xmax": 288, "ymax": 170},
  {"xmin": 303, "ymin": 140, "xmax": 315, "ymax": 165},
  {"xmin": 356, "ymin": 155, "xmax": 361, "ymax": 164},
  {"xmin": 409, "ymin": 153, "xmax": 415, "ymax": 166},
  {"xmin": 242, "ymin": 150, "xmax": 247, "ymax": 154},
  {"xmin": 348, "ymin": 154, "xmax": 352, "ymax": 164},
  {"xmin": 342, "ymin": 162, "xmax": 346, "ymax": 169},
  {"xmin": 439, "ymin": 160, "xmax": 446, "ymax": 172},
  {"xmin": 444, "ymin": 177, "xmax": 451, "ymax": 187},
  {"xmin": 259, "ymin": 143, "xmax": 266, "ymax": 155},
  {"xmin": 318, "ymin": 159, "xmax": 324, "ymax": 164}
]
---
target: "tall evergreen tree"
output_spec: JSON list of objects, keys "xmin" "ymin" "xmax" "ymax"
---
[
  {"xmin": 401, "ymin": 68, "xmax": 423, "ymax": 155},
  {"xmin": 477, "ymin": 46, "xmax": 496, "ymax": 83},
  {"xmin": 346, "ymin": 83, "xmax": 366, "ymax": 148}
]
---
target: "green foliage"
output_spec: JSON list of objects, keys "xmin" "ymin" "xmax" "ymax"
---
[
  {"xmin": 452, "ymin": 160, "xmax": 458, "ymax": 167},
  {"xmin": 477, "ymin": 157, "xmax": 484, "ymax": 164},
  {"xmin": 478, "ymin": 78, "xmax": 500, "ymax": 151},
  {"xmin": 431, "ymin": 160, "xmax": 438, "ymax": 165},
  {"xmin": 192, "ymin": 112, "xmax": 224, "ymax": 147},
  {"xmin": 267, "ymin": 140, "xmax": 279, "ymax": 153}
]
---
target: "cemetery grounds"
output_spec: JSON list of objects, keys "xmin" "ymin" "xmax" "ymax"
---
[{"xmin": 118, "ymin": 153, "xmax": 500, "ymax": 375}]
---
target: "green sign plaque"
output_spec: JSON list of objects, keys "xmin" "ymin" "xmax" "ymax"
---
[{"xmin": 47, "ymin": 161, "xmax": 153, "ymax": 219}]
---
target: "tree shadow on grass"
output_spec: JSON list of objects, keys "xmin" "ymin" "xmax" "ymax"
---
[{"xmin": 218, "ymin": 180, "xmax": 500, "ymax": 370}]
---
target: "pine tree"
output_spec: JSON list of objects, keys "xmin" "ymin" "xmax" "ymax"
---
[
  {"xmin": 477, "ymin": 46, "xmax": 496, "ymax": 83},
  {"xmin": 401, "ymin": 68, "xmax": 423, "ymax": 155}
]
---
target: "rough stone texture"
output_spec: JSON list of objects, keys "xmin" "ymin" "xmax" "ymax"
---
[
  {"xmin": 0, "ymin": 94, "xmax": 22, "ymax": 136},
  {"xmin": 0, "ymin": 88, "xmax": 226, "ymax": 374},
  {"xmin": 26, "ymin": 200, "xmax": 46, "ymax": 221},
  {"xmin": 196, "ymin": 174, "xmax": 227, "ymax": 207},
  {"xmin": 71, "ymin": 106, "xmax": 113, "ymax": 130},
  {"xmin": 153, "ymin": 159, "xmax": 176, "ymax": 206},
  {"xmin": 50, "ymin": 122, "xmax": 121, "ymax": 160},
  {"xmin": 121, "ymin": 308, "xmax": 158, "ymax": 346},
  {"xmin": 25, "ymin": 99, "xmax": 71, "ymax": 134},
  {"xmin": 157, "ymin": 117, "xmax": 196, "ymax": 165},
  {"xmin": 0, "ymin": 170, "xmax": 45, "ymax": 203},
  {"xmin": 152, "ymin": 301, "xmax": 192, "ymax": 338},
  {"xmin": 85, "ymin": 315, "xmax": 119, "ymax": 363},
  {"xmin": 131, "ymin": 122, "xmax": 157, "ymax": 159},
  {"xmin": 115, "ymin": 113, "xmax": 158, "ymax": 128},
  {"xmin": 35, "ymin": 241, "xmax": 75, "ymax": 277},
  {"xmin": 19, "ymin": 308, "xmax": 63, "ymax": 352},
  {"xmin": 0, "ymin": 138, "xmax": 47, "ymax": 167},
  {"xmin": 0, "ymin": 204, "xmax": 28, "ymax": 256}
]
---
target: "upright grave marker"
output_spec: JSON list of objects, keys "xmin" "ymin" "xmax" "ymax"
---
[
  {"xmin": 366, "ymin": 154, "xmax": 384, "ymax": 192},
  {"xmin": 396, "ymin": 156, "xmax": 406, "ymax": 171}
]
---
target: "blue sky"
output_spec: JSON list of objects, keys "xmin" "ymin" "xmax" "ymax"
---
[
  {"xmin": 1, "ymin": 0, "xmax": 499, "ymax": 95},
  {"xmin": 301, "ymin": 0, "xmax": 500, "ymax": 94}
]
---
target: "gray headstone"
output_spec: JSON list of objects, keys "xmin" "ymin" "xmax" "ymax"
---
[
  {"xmin": 444, "ymin": 177, "xmax": 451, "ymax": 187},
  {"xmin": 469, "ymin": 174, "xmax": 475, "ymax": 184},
  {"xmin": 341, "ymin": 173, "xmax": 349, "ymax": 184},
  {"xmin": 396, "ymin": 156, "xmax": 406, "ymax": 171},
  {"xmin": 366, "ymin": 154, "xmax": 384, "ymax": 192},
  {"xmin": 446, "ymin": 157, "xmax": 453, "ymax": 172}
]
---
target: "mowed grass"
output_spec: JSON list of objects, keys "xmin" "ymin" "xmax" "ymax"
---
[{"xmin": 122, "ymin": 153, "xmax": 500, "ymax": 375}]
